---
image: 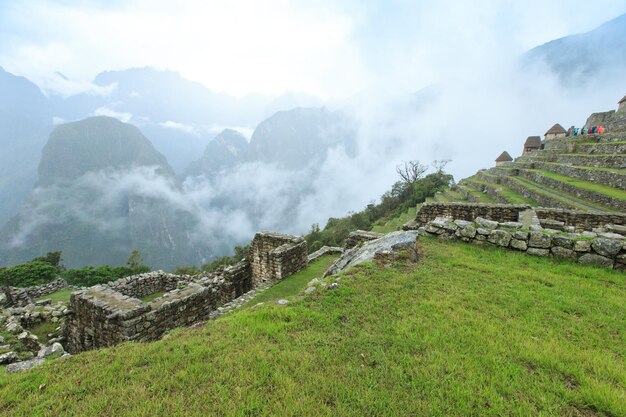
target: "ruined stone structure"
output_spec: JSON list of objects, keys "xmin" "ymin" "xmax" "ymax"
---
[
  {"xmin": 2, "ymin": 279, "xmax": 69, "ymax": 307},
  {"xmin": 250, "ymin": 232, "xmax": 308, "ymax": 286},
  {"xmin": 63, "ymin": 231, "xmax": 307, "ymax": 353},
  {"xmin": 420, "ymin": 216, "xmax": 625, "ymax": 270},
  {"xmin": 617, "ymin": 95, "xmax": 626, "ymax": 113},
  {"xmin": 345, "ymin": 230, "xmax": 385, "ymax": 249},
  {"xmin": 411, "ymin": 203, "xmax": 626, "ymax": 233},
  {"xmin": 495, "ymin": 151, "xmax": 513, "ymax": 166},
  {"xmin": 522, "ymin": 136, "xmax": 542, "ymax": 155}
]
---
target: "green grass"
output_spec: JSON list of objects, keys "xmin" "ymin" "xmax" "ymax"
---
[
  {"xmin": 27, "ymin": 322, "xmax": 59, "ymax": 345},
  {"xmin": 371, "ymin": 206, "xmax": 418, "ymax": 233},
  {"xmin": 242, "ymin": 254, "xmax": 338, "ymax": 308},
  {"xmin": 532, "ymin": 169, "xmax": 626, "ymax": 202},
  {"xmin": 140, "ymin": 291, "xmax": 166, "ymax": 303},
  {"xmin": 0, "ymin": 239, "xmax": 624, "ymax": 416},
  {"xmin": 457, "ymin": 183, "xmax": 497, "ymax": 203},
  {"xmin": 34, "ymin": 289, "xmax": 74, "ymax": 304}
]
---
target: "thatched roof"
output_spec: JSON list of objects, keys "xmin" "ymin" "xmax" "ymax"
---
[
  {"xmin": 619, "ymin": 95, "xmax": 626, "ymax": 104},
  {"xmin": 545, "ymin": 123, "xmax": 566, "ymax": 135},
  {"xmin": 524, "ymin": 136, "xmax": 541, "ymax": 148},
  {"xmin": 495, "ymin": 151, "xmax": 513, "ymax": 162}
]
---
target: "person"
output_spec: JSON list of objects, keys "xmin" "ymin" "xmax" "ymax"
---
[
  {"xmin": 567, "ymin": 126, "xmax": 574, "ymax": 137},
  {"xmin": 597, "ymin": 125, "xmax": 605, "ymax": 134},
  {"xmin": 573, "ymin": 127, "xmax": 579, "ymax": 136},
  {"xmin": 581, "ymin": 127, "xmax": 588, "ymax": 135}
]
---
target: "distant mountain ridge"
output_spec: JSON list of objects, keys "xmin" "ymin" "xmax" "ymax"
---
[
  {"xmin": 0, "ymin": 117, "xmax": 211, "ymax": 270},
  {"xmin": 524, "ymin": 13, "xmax": 626, "ymax": 84}
]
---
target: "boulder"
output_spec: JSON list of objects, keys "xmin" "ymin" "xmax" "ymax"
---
[
  {"xmin": 37, "ymin": 342, "xmax": 65, "ymax": 358},
  {"xmin": 459, "ymin": 225, "xmax": 477, "ymax": 239},
  {"xmin": 578, "ymin": 253, "xmax": 614, "ymax": 268},
  {"xmin": 510, "ymin": 239, "xmax": 528, "ymax": 251},
  {"xmin": 0, "ymin": 351, "xmax": 18, "ymax": 365},
  {"xmin": 529, "ymin": 232, "xmax": 552, "ymax": 249},
  {"xmin": 325, "ymin": 231, "xmax": 418, "ymax": 276},
  {"xmin": 475, "ymin": 217, "xmax": 498, "ymax": 230},
  {"xmin": 527, "ymin": 248, "xmax": 550, "ymax": 257},
  {"xmin": 5, "ymin": 358, "xmax": 45, "ymax": 373},
  {"xmin": 592, "ymin": 238, "xmax": 623, "ymax": 257},
  {"xmin": 551, "ymin": 246, "xmax": 576, "ymax": 260},
  {"xmin": 513, "ymin": 231, "xmax": 529, "ymax": 240},
  {"xmin": 573, "ymin": 239, "xmax": 592, "ymax": 252},
  {"xmin": 552, "ymin": 235, "xmax": 574, "ymax": 249},
  {"xmin": 487, "ymin": 230, "xmax": 511, "ymax": 247}
]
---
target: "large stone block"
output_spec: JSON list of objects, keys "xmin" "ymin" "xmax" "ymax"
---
[
  {"xmin": 529, "ymin": 232, "xmax": 552, "ymax": 249},
  {"xmin": 591, "ymin": 238, "xmax": 623, "ymax": 258}
]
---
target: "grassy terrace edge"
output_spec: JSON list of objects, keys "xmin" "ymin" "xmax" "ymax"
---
[{"xmin": 0, "ymin": 238, "xmax": 624, "ymax": 416}]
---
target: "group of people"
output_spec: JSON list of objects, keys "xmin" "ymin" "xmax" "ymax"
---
[{"xmin": 567, "ymin": 125, "xmax": 606, "ymax": 136}]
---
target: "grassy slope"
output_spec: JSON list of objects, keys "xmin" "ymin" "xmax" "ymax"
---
[
  {"xmin": 0, "ymin": 239, "xmax": 624, "ymax": 416},
  {"xmin": 35, "ymin": 289, "xmax": 73, "ymax": 304}
]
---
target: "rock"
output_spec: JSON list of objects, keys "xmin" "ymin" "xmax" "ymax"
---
[
  {"xmin": 527, "ymin": 248, "xmax": 550, "ymax": 257},
  {"xmin": 329, "ymin": 283, "xmax": 339, "ymax": 290},
  {"xmin": 304, "ymin": 286, "xmax": 316, "ymax": 294},
  {"xmin": 597, "ymin": 232, "xmax": 625, "ymax": 240},
  {"xmin": 581, "ymin": 231, "xmax": 597, "ymax": 238},
  {"xmin": 592, "ymin": 238, "xmax": 623, "ymax": 257},
  {"xmin": 5, "ymin": 321, "xmax": 23, "ymax": 334},
  {"xmin": 277, "ymin": 299, "xmax": 289, "ymax": 305},
  {"xmin": 459, "ymin": 225, "xmax": 477, "ymax": 239},
  {"xmin": 17, "ymin": 332, "xmax": 40, "ymax": 352},
  {"xmin": 5, "ymin": 358, "xmax": 45, "ymax": 373},
  {"xmin": 513, "ymin": 231, "xmax": 529, "ymax": 240},
  {"xmin": 510, "ymin": 239, "xmax": 528, "ymax": 251},
  {"xmin": 578, "ymin": 254, "xmax": 614, "ymax": 268},
  {"xmin": 500, "ymin": 222, "xmax": 523, "ymax": 229},
  {"xmin": 325, "ymin": 231, "xmax": 418, "ymax": 276},
  {"xmin": 0, "ymin": 292, "xmax": 6, "ymax": 306},
  {"xmin": 606, "ymin": 224, "xmax": 626, "ymax": 235},
  {"xmin": 551, "ymin": 246, "xmax": 576, "ymax": 260},
  {"xmin": 0, "ymin": 352, "xmax": 18, "ymax": 365},
  {"xmin": 34, "ymin": 299, "xmax": 52, "ymax": 306},
  {"xmin": 529, "ymin": 232, "xmax": 552, "ymax": 249},
  {"xmin": 574, "ymin": 239, "xmax": 592, "ymax": 252},
  {"xmin": 476, "ymin": 228, "xmax": 491, "ymax": 236},
  {"xmin": 487, "ymin": 230, "xmax": 511, "ymax": 247},
  {"xmin": 475, "ymin": 217, "xmax": 498, "ymax": 230},
  {"xmin": 553, "ymin": 235, "xmax": 574, "ymax": 249},
  {"xmin": 37, "ymin": 342, "xmax": 64, "ymax": 358},
  {"xmin": 454, "ymin": 220, "xmax": 472, "ymax": 228},
  {"xmin": 0, "ymin": 335, "xmax": 4, "ymax": 344}
]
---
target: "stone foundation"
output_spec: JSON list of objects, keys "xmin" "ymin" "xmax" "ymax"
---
[
  {"xmin": 63, "ymin": 231, "xmax": 306, "ymax": 353},
  {"xmin": 344, "ymin": 230, "xmax": 385, "ymax": 249},
  {"xmin": 2, "ymin": 279, "xmax": 69, "ymax": 307}
]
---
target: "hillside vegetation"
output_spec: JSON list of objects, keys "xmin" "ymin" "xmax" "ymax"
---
[{"xmin": 1, "ymin": 238, "xmax": 623, "ymax": 416}]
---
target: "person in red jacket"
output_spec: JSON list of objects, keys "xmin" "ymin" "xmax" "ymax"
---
[{"xmin": 597, "ymin": 125, "xmax": 605, "ymax": 134}]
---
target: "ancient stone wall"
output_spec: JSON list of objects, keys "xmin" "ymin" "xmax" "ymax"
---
[
  {"xmin": 2, "ymin": 279, "xmax": 69, "ymax": 307},
  {"xmin": 420, "ymin": 216, "xmax": 625, "ymax": 270},
  {"xmin": 514, "ymin": 161, "xmax": 626, "ymax": 190},
  {"xmin": 250, "ymin": 232, "xmax": 308, "ymax": 285},
  {"xmin": 415, "ymin": 202, "xmax": 531, "ymax": 226},
  {"xmin": 584, "ymin": 110, "xmax": 626, "ymax": 132},
  {"xmin": 63, "ymin": 231, "xmax": 306, "ymax": 354},
  {"xmin": 535, "ymin": 208, "xmax": 626, "ymax": 231}
]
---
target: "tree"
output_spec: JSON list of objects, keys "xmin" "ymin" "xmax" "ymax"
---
[
  {"xmin": 33, "ymin": 251, "xmax": 64, "ymax": 272},
  {"xmin": 126, "ymin": 249, "xmax": 144, "ymax": 268},
  {"xmin": 432, "ymin": 159, "xmax": 451, "ymax": 173},
  {"xmin": 396, "ymin": 160, "xmax": 428, "ymax": 185}
]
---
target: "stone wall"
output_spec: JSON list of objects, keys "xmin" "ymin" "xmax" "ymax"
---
[
  {"xmin": 415, "ymin": 202, "xmax": 531, "ymax": 226},
  {"xmin": 420, "ymin": 216, "xmax": 625, "ymax": 270},
  {"xmin": 63, "ymin": 230, "xmax": 306, "ymax": 353},
  {"xmin": 584, "ymin": 110, "xmax": 626, "ymax": 132},
  {"xmin": 250, "ymin": 232, "xmax": 308, "ymax": 285},
  {"xmin": 2, "ymin": 279, "xmax": 69, "ymax": 307},
  {"xmin": 514, "ymin": 161, "xmax": 626, "ymax": 190},
  {"xmin": 535, "ymin": 208, "xmax": 626, "ymax": 231}
]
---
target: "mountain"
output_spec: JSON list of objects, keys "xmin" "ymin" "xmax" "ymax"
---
[
  {"xmin": 0, "ymin": 67, "xmax": 52, "ymax": 228},
  {"xmin": 184, "ymin": 129, "xmax": 250, "ymax": 178},
  {"xmin": 0, "ymin": 117, "xmax": 213, "ymax": 270},
  {"xmin": 249, "ymin": 107, "xmax": 357, "ymax": 170},
  {"xmin": 524, "ymin": 13, "xmax": 626, "ymax": 84}
]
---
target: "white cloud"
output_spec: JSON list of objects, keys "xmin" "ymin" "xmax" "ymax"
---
[
  {"xmin": 159, "ymin": 120, "xmax": 196, "ymax": 135},
  {"xmin": 93, "ymin": 107, "xmax": 133, "ymax": 123}
]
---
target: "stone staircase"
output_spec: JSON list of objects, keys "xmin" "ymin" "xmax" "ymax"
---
[{"xmin": 444, "ymin": 131, "xmax": 626, "ymax": 212}]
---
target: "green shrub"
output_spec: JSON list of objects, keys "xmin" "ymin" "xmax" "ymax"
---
[{"xmin": 0, "ymin": 261, "xmax": 58, "ymax": 287}]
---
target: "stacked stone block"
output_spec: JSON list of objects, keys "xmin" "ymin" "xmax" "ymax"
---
[
  {"xmin": 344, "ymin": 230, "xmax": 385, "ymax": 249},
  {"xmin": 250, "ymin": 232, "xmax": 308, "ymax": 285},
  {"xmin": 2, "ymin": 279, "xmax": 69, "ymax": 307}
]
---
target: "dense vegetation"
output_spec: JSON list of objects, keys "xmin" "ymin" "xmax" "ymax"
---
[
  {"xmin": 305, "ymin": 161, "xmax": 452, "ymax": 250},
  {"xmin": 0, "ymin": 250, "xmax": 150, "ymax": 288},
  {"xmin": 1, "ymin": 238, "xmax": 623, "ymax": 416}
]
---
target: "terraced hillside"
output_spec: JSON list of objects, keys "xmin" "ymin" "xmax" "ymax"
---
[{"xmin": 439, "ymin": 131, "xmax": 626, "ymax": 212}]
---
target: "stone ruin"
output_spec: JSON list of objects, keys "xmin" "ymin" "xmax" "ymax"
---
[{"xmin": 63, "ymin": 231, "xmax": 308, "ymax": 354}]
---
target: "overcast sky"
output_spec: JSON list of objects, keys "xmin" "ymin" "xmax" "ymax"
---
[{"xmin": 1, "ymin": 0, "xmax": 625, "ymax": 98}]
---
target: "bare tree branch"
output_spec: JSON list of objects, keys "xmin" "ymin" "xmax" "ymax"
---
[{"xmin": 396, "ymin": 160, "xmax": 428, "ymax": 184}]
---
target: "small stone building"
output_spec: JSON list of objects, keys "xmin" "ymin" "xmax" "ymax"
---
[
  {"xmin": 522, "ymin": 136, "xmax": 542, "ymax": 155},
  {"xmin": 250, "ymin": 232, "xmax": 308, "ymax": 286},
  {"xmin": 544, "ymin": 123, "xmax": 567, "ymax": 140},
  {"xmin": 495, "ymin": 151, "xmax": 513, "ymax": 166},
  {"xmin": 618, "ymin": 95, "xmax": 626, "ymax": 113}
]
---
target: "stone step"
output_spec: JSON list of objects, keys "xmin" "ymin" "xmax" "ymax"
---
[
  {"xmin": 502, "ymin": 176, "xmax": 611, "ymax": 212},
  {"xmin": 512, "ymin": 162, "xmax": 626, "ymax": 190},
  {"xmin": 456, "ymin": 182, "xmax": 497, "ymax": 203},
  {"xmin": 434, "ymin": 192, "xmax": 451, "ymax": 203},
  {"xmin": 513, "ymin": 169, "xmax": 626, "ymax": 211},
  {"xmin": 443, "ymin": 188, "xmax": 466, "ymax": 202},
  {"xmin": 470, "ymin": 173, "xmax": 538, "ymax": 205}
]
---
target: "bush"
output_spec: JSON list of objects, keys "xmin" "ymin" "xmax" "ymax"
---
[
  {"xmin": 0, "ymin": 261, "xmax": 58, "ymax": 287},
  {"xmin": 61, "ymin": 265, "xmax": 150, "ymax": 287},
  {"xmin": 173, "ymin": 265, "xmax": 201, "ymax": 275}
]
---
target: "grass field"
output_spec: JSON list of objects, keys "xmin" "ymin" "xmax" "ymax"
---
[
  {"xmin": 0, "ymin": 238, "xmax": 624, "ymax": 416},
  {"xmin": 35, "ymin": 289, "xmax": 74, "ymax": 304}
]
